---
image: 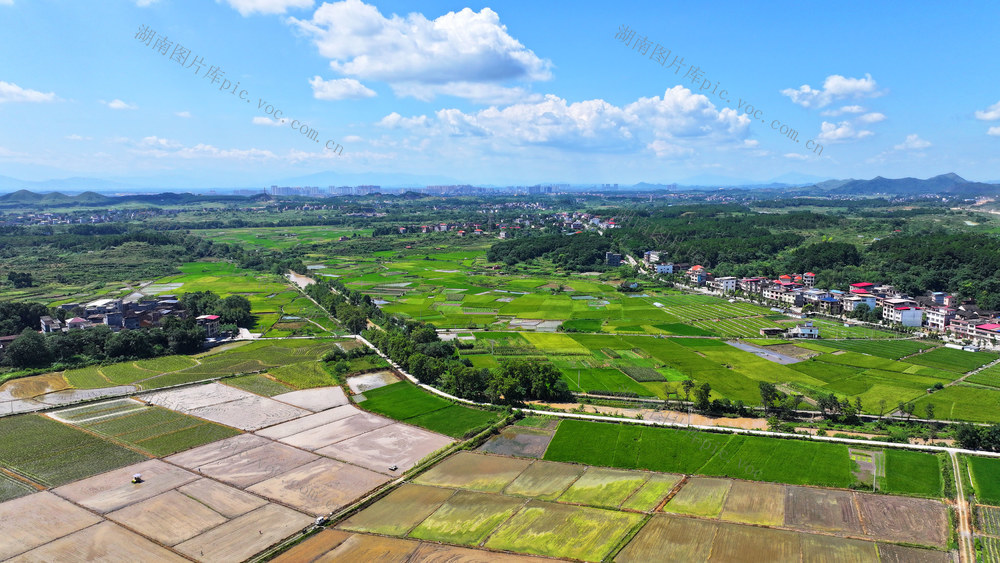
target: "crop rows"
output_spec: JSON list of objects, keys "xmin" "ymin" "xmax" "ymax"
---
[
  {"xmin": 665, "ymin": 302, "xmax": 769, "ymax": 322},
  {"xmin": 621, "ymin": 366, "xmax": 666, "ymax": 382},
  {"xmin": 693, "ymin": 316, "xmax": 783, "ymax": 338},
  {"xmin": 984, "ymin": 536, "xmax": 1000, "ymax": 562},
  {"xmin": 967, "ymin": 364, "xmax": 1000, "ymax": 389},
  {"xmin": 977, "ymin": 505, "xmax": 1000, "ymax": 537}
]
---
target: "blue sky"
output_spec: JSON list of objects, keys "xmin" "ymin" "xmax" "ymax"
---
[{"xmin": 1, "ymin": 0, "xmax": 999, "ymax": 187}]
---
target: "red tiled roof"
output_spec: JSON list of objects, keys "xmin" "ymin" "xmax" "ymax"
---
[
  {"xmin": 851, "ymin": 282, "xmax": 874, "ymax": 288},
  {"xmin": 68, "ymin": 317, "xmax": 87, "ymax": 323},
  {"xmin": 976, "ymin": 323, "xmax": 1000, "ymax": 331},
  {"xmin": 804, "ymin": 272, "xmax": 815, "ymax": 276}
]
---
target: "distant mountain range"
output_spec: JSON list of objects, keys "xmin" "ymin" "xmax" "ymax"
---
[
  {"xmin": 0, "ymin": 173, "xmax": 997, "ymax": 201},
  {"xmin": 813, "ymin": 173, "xmax": 999, "ymax": 196}
]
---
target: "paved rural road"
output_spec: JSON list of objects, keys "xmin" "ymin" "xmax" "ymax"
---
[{"xmin": 950, "ymin": 450, "xmax": 974, "ymax": 563}]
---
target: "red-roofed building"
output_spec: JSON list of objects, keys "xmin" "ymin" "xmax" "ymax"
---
[
  {"xmin": 66, "ymin": 317, "xmax": 91, "ymax": 330},
  {"xmin": 196, "ymin": 314, "xmax": 221, "ymax": 338},
  {"xmin": 803, "ymin": 272, "xmax": 816, "ymax": 287}
]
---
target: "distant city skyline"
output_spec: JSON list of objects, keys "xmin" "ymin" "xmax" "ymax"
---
[{"xmin": 1, "ymin": 1, "xmax": 999, "ymax": 186}]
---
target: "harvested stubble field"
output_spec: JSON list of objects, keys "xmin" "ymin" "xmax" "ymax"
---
[
  {"xmin": 336, "ymin": 450, "xmax": 950, "ymax": 561},
  {"xmin": 483, "ymin": 500, "xmax": 644, "ymax": 561}
]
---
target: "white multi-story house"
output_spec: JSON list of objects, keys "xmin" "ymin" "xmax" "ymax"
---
[
  {"xmin": 925, "ymin": 307, "xmax": 956, "ymax": 331},
  {"xmin": 884, "ymin": 306, "xmax": 922, "ymax": 327}
]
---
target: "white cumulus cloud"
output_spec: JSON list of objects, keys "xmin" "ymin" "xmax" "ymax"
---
[
  {"xmin": 782, "ymin": 73, "xmax": 882, "ymax": 108},
  {"xmin": 817, "ymin": 121, "xmax": 873, "ymax": 142},
  {"xmin": 223, "ymin": 0, "xmax": 313, "ymax": 16},
  {"xmin": 894, "ymin": 134, "xmax": 931, "ymax": 150},
  {"xmin": 252, "ymin": 116, "xmax": 288, "ymax": 126},
  {"xmin": 291, "ymin": 0, "xmax": 551, "ymax": 102},
  {"xmin": 821, "ymin": 105, "xmax": 865, "ymax": 116},
  {"xmin": 858, "ymin": 112, "xmax": 886, "ymax": 123},
  {"xmin": 0, "ymin": 81, "xmax": 58, "ymax": 103},
  {"xmin": 309, "ymin": 76, "xmax": 376, "ymax": 100},
  {"xmin": 377, "ymin": 86, "xmax": 750, "ymax": 155},
  {"xmin": 103, "ymin": 99, "xmax": 136, "ymax": 110},
  {"xmin": 988, "ymin": 126, "xmax": 1000, "ymax": 136},
  {"xmin": 975, "ymin": 101, "xmax": 1000, "ymax": 121},
  {"xmin": 175, "ymin": 111, "xmax": 192, "ymax": 118}
]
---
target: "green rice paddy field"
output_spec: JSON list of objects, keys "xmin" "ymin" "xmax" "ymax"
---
[
  {"xmin": 0, "ymin": 414, "xmax": 148, "ymax": 488},
  {"xmin": 464, "ymin": 332, "xmax": 1000, "ymax": 421},
  {"xmin": 60, "ymin": 339, "xmax": 346, "ymax": 391},
  {"xmin": 359, "ymin": 381, "xmax": 501, "ymax": 438},
  {"xmin": 544, "ymin": 419, "xmax": 944, "ymax": 497}
]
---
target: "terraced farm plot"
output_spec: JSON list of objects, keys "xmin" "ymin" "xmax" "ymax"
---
[
  {"xmin": 913, "ymin": 385, "xmax": 1000, "ymax": 422},
  {"xmin": 820, "ymin": 339, "xmax": 936, "ymax": 359},
  {"xmin": 719, "ymin": 480, "xmax": 785, "ymax": 526},
  {"xmin": 620, "ymin": 473, "xmax": 682, "ymax": 512},
  {"xmin": 0, "ymin": 472, "xmax": 36, "ymax": 502},
  {"xmin": 483, "ymin": 499, "xmax": 644, "ymax": 561},
  {"xmin": 503, "ymin": 460, "xmax": 584, "ymax": 500},
  {"xmin": 79, "ymin": 406, "xmax": 241, "ymax": 457},
  {"xmin": 339, "ymin": 484, "xmax": 455, "ymax": 536},
  {"xmin": 784, "ymin": 487, "xmax": 863, "ymax": 535},
  {"xmin": 708, "ymin": 520, "xmax": 803, "ymax": 562},
  {"xmin": 414, "ymin": 452, "xmax": 530, "ymax": 492},
  {"xmin": 798, "ymin": 533, "xmax": 878, "ymax": 562},
  {"xmin": 359, "ymin": 382, "xmax": 500, "ymax": 438},
  {"xmin": 978, "ymin": 504, "xmax": 1000, "ymax": 536},
  {"xmin": 906, "ymin": 347, "xmax": 998, "ymax": 373},
  {"xmin": 63, "ymin": 366, "xmax": 111, "ymax": 389},
  {"xmin": 0, "ymin": 414, "xmax": 147, "ymax": 487},
  {"xmin": 479, "ymin": 425, "xmax": 556, "ymax": 458},
  {"xmin": 662, "ymin": 477, "xmax": 732, "ymax": 518},
  {"xmin": 48, "ymin": 398, "xmax": 146, "ymax": 424},
  {"xmin": 855, "ymin": 494, "xmax": 948, "ymax": 547},
  {"xmin": 556, "ymin": 467, "xmax": 648, "ymax": 508},
  {"xmin": 982, "ymin": 537, "xmax": 1000, "ymax": 563},
  {"xmin": 223, "ymin": 374, "xmax": 294, "ymax": 397},
  {"xmin": 615, "ymin": 515, "xmax": 719, "ymax": 563},
  {"xmin": 409, "ymin": 490, "xmax": 524, "ymax": 545},
  {"xmin": 967, "ymin": 364, "xmax": 1000, "ymax": 388},
  {"xmin": 969, "ymin": 456, "xmax": 1000, "ymax": 505},
  {"xmin": 882, "ymin": 449, "xmax": 942, "ymax": 497}
]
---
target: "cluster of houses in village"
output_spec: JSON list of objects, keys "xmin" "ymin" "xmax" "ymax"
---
[
  {"xmin": 642, "ymin": 251, "xmax": 1000, "ymax": 348},
  {"xmin": 38, "ymin": 297, "xmax": 221, "ymax": 338}
]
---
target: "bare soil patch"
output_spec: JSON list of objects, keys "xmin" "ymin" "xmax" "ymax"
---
[
  {"xmin": 784, "ymin": 486, "xmax": 863, "ymax": 535},
  {"xmin": 316, "ymin": 422, "xmax": 453, "ymax": 475},
  {"xmin": 0, "ymin": 491, "xmax": 102, "ymax": 560},
  {"xmin": 247, "ymin": 457, "xmax": 389, "ymax": 516},
  {"xmin": 13, "ymin": 521, "xmax": 187, "ymax": 562},
  {"xmin": 479, "ymin": 426, "xmax": 555, "ymax": 458},
  {"xmin": 856, "ymin": 494, "xmax": 948, "ymax": 547}
]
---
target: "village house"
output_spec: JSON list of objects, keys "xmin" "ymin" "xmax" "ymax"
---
[
  {"xmin": 708, "ymin": 276, "xmax": 738, "ymax": 293},
  {"xmin": 883, "ymin": 305, "xmax": 923, "ymax": 327},
  {"xmin": 787, "ymin": 321, "xmax": 820, "ymax": 338},
  {"xmin": 196, "ymin": 314, "xmax": 221, "ymax": 338}
]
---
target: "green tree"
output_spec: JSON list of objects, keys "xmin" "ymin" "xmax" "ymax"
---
[
  {"xmin": 3, "ymin": 328, "xmax": 51, "ymax": 368},
  {"xmin": 694, "ymin": 382, "xmax": 712, "ymax": 412},
  {"xmin": 758, "ymin": 381, "xmax": 779, "ymax": 411},
  {"xmin": 924, "ymin": 403, "xmax": 935, "ymax": 420},
  {"xmin": 681, "ymin": 379, "xmax": 695, "ymax": 402}
]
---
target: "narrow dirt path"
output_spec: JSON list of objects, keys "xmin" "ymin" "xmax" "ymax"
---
[{"xmin": 950, "ymin": 450, "xmax": 974, "ymax": 563}]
